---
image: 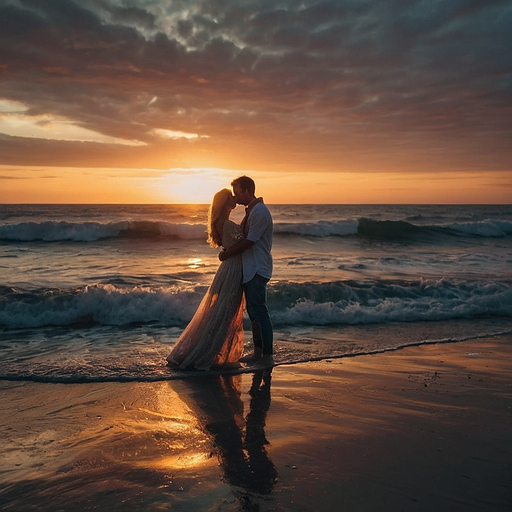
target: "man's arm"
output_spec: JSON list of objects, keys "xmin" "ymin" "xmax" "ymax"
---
[{"xmin": 219, "ymin": 238, "xmax": 254, "ymax": 261}]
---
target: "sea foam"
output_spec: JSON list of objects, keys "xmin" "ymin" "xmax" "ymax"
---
[
  {"xmin": 445, "ymin": 220, "xmax": 512, "ymax": 238},
  {"xmin": 2, "ymin": 217, "xmax": 511, "ymax": 243},
  {"xmin": 0, "ymin": 220, "xmax": 207, "ymax": 242},
  {"xmin": 1, "ymin": 279, "xmax": 510, "ymax": 330}
]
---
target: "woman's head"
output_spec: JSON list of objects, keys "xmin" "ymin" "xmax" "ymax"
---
[
  {"xmin": 212, "ymin": 188, "xmax": 236, "ymax": 214},
  {"xmin": 207, "ymin": 188, "xmax": 236, "ymax": 247}
]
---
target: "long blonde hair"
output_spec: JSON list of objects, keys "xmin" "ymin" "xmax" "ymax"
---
[{"xmin": 207, "ymin": 188, "xmax": 232, "ymax": 247}]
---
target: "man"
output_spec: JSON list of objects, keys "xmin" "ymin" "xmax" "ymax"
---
[{"xmin": 219, "ymin": 176, "xmax": 274, "ymax": 368}]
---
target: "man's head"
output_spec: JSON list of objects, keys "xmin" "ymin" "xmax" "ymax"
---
[{"xmin": 231, "ymin": 176, "xmax": 256, "ymax": 206}]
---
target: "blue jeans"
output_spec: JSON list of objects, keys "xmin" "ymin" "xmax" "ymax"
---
[{"xmin": 243, "ymin": 274, "xmax": 273, "ymax": 355}]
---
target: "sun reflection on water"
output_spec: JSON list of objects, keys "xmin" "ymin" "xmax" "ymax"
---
[{"xmin": 187, "ymin": 258, "xmax": 202, "ymax": 269}]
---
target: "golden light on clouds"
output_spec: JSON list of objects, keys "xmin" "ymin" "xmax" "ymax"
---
[
  {"xmin": 0, "ymin": 99, "xmax": 27, "ymax": 113},
  {"xmin": 150, "ymin": 128, "xmax": 208, "ymax": 140},
  {"xmin": 0, "ymin": 1, "xmax": 511, "ymax": 204},
  {"xmin": 0, "ymin": 100, "xmax": 145, "ymax": 146}
]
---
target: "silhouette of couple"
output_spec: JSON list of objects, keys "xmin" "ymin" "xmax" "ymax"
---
[{"xmin": 167, "ymin": 176, "xmax": 274, "ymax": 371}]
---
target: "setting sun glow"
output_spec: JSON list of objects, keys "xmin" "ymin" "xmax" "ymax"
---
[
  {"xmin": 0, "ymin": 1, "xmax": 510, "ymax": 204},
  {"xmin": 1, "ymin": 165, "xmax": 510, "ymax": 204}
]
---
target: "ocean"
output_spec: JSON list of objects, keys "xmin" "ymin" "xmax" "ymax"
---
[{"xmin": 1, "ymin": 203, "xmax": 511, "ymax": 383}]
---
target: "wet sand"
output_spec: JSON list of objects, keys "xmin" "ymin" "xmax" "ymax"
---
[{"xmin": 1, "ymin": 335, "xmax": 511, "ymax": 511}]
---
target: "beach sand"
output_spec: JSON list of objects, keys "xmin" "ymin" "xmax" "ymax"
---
[{"xmin": 1, "ymin": 335, "xmax": 511, "ymax": 511}]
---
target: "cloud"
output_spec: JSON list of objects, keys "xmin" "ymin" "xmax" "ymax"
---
[
  {"xmin": 0, "ymin": 109, "xmax": 146, "ymax": 145},
  {"xmin": 0, "ymin": 0, "xmax": 510, "ymax": 173},
  {"xmin": 0, "ymin": 99, "xmax": 29, "ymax": 113},
  {"xmin": 150, "ymin": 128, "xmax": 208, "ymax": 140},
  {"xmin": 0, "ymin": 175, "xmax": 29, "ymax": 180}
]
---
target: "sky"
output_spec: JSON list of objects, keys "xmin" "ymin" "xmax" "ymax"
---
[{"xmin": 0, "ymin": 0, "xmax": 511, "ymax": 204}]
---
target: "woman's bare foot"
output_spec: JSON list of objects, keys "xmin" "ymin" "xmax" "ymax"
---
[{"xmin": 239, "ymin": 348, "xmax": 262, "ymax": 363}]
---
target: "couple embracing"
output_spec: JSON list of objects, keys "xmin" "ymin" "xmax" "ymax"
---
[{"xmin": 167, "ymin": 176, "xmax": 274, "ymax": 371}]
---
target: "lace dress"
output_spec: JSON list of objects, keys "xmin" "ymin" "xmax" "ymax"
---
[{"xmin": 166, "ymin": 220, "xmax": 245, "ymax": 370}]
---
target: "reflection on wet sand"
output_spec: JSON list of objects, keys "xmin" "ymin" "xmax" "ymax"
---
[
  {"xmin": 0, "ymin": 373, "xmax": 277, "ymax": 511},
  {"xmin": 176, "ymin": 370, "xmax": 278, "ymax": 508}
]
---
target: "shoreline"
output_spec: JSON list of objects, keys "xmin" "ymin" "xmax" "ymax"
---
[
  {"xmin": 1, "ymin": 334, "xmax": 511, "ymax": 511},
  {"xmin": 3, "ymin": 324, "xmax": 512, "ymax": 384}
]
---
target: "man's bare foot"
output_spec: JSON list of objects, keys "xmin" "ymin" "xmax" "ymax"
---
[{"xmin": 249, "ymin": 355, "xmax": 275, "ymax": 369}]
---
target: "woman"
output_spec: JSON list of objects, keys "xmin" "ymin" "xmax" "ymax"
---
[{"xmin": 166, "ymin": 189, "xmax": 245, "ymax": 370}]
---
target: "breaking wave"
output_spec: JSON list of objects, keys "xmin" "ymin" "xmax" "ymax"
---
[
  {"xmin": 1, "ymin": 279, "xmax": 511, "ymax": 330},
  {"xmin": 0, "ymin": 220, "xmax": 207, "ymax": 242},
  {"xmin": 2, "ymin": 217, "xmax": 511, "ymax": 243}
]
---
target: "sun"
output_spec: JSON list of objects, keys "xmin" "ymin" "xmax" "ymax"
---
[{"xmin": 158, "ymin": 168, "xmax": 236, "ymax": 204}]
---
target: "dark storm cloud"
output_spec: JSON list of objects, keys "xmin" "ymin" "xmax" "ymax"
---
[{"xmin": 0, "ymin": 0, "xmax": 511, "ymax": 169}]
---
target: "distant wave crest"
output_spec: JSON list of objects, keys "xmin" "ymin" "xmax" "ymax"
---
[
  {"xmin": 0, "ymin": 220, "xmax": 207, "ymax": 242},
  {"xmin": 3, "ymin": 216, "xmax": 511, "ymax": 243},
  {"xmin": 445, "ymin": 220, "xmax": 512, "ymax": 238},
  {"xmin": 275, "ymin": 217, "xmax": 512, "ymax": 240},
  {"xmin": 275, "ymin": 220, "xmax": 359, "ymax": 237},
  {"xmin": 358, "ymin": 218, "xmax": 512, "ymax": 239}
]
